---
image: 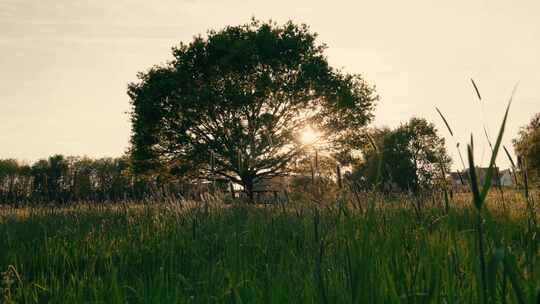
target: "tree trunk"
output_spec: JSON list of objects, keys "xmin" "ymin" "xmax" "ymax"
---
[
  {"xmin": 229, "ymin": 182, "xmax": 235, "ymax": 199},
  {"xmin": 243, "ymin": 177, "xmax": 254, "ymax": 203},
  {"xmin": 336, "ymin": 165, "xmax": 342, "ymax": 189}
]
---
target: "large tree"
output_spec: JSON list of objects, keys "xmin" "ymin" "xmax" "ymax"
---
[
  {"xmin": 513, "ymin": 112, "xmax": 540, "ymax": 183},
  {"xmin": 128, "ymin": 19, "xmax": 377, "ymax": 199},
  {"xmin": 352, "ymin": 118, "xmax": 451, "ymax": 192}
]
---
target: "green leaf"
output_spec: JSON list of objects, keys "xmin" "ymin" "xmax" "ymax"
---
[
  {"xmin": 467, "ymin": 139, "xmax": 481, "ymax": 210},
  {"xmin": 471, "ymin": 78, "xmax": 482, "ymax": 101},
  {"xmin": 487, "ymin": 248, "xmax": 505, "ymax": 301},
  {"xmin": 503, "ymin": 253, "xmax": 526, "ymax": 304},
  {"xmin": 435, "ymin": 107, "xmax": 454, "ymax": 136},
  {"xmin": 479, "ymin": 97, "xmax": 513, "ymax": 203},
  {"xmin": 503, "ymin": 145, "xmax": 520, "ymax": 185}
]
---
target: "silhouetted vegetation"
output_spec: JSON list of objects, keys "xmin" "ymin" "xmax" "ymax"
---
[
  {"xmin": 513, "ymin": 112, "xmax": 540, "ymax": 185},
  {"xmin": 128, "ymin": 19, "xmax": 377, "ymax": 201},
  {"xmin": 351, "ymin": 117, "xmax": 451, "ymax": 192},
  {"xmin": 0, "ymin": 155, "xmax": 197, "ymax": 204}
]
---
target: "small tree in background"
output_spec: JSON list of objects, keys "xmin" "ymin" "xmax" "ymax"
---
[
  {"xmin": 513, "ymin": 112, "xmax": 540, "ymax": 183},
  {"xmin": 352, "ymin": 117, "xmax": 451, "ymax": 192},
  {"xmin": 128, "ymin": 19, "xmax": 377, "ymax": 200}
]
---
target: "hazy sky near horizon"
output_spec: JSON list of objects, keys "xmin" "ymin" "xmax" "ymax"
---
[{"xmin": 0, "ymin": 0, "xmax": 539, "ymax": 169}]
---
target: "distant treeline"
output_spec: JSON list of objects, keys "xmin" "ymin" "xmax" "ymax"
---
[{"xmin": 0, "ymin": 155, "xmax": 197, "ymax": 204}]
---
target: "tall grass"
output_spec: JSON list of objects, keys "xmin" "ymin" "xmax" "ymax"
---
[
  {"xmin": 1, "ymin": 83, "xmax": 538, "ymax": 303},
  {"xmin": 436, "ymin": 81, "xmax": 538, "ymax": 304},
  {"xmin": 0, "ymin": 191, "xmax": 538, "ymax": 303}
]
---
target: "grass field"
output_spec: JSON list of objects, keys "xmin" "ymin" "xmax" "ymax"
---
[{"xmin": 0, "ymin": 191, "xmax": 538, "ymax": 303}]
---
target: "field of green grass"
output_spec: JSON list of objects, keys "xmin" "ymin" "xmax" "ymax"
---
[{"xmin": 1, "ymin": 191, "xmax": 538, "ymax": 303}]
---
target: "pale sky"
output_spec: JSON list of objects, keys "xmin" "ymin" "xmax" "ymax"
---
[{"xmin": 1, "ymin": 0, "xmax": 539, "ymax": 169}]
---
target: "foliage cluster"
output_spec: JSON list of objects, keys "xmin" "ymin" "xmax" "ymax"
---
[
  {"xmin": 0, "ymin": 155, "xmax": 164, "ymax": 204},
  {"xmin": 513, "ymin": 112, "xmax": 540, "ymax": 184},
  {"xmin": 351, "ymin": 118, "xmax": 451, "ymax": 192},
  {"xmin": 128, "ymin": 19, "xmax": 377, "ymax": 199}
]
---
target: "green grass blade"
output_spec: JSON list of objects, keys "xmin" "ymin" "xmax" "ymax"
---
[
  {"xmin": 503, "ymin": 146, "xmax": 519, "ymax": 185},
  {"xmin": 502, "ymin": 146, "xmax": 517, "ymax": 170},
  {"xmin": 467, "ymin": 140, "xmax": 481, "ymax": 210},
  {"xmin": 487, "ymin": 248, "xmax": 505, "ymax": 301},
  {"xmin": 483, "ymin": 127, "xmax": 493, "ymax": 151},
  {"xmin": 503, "ymin": 253, "xmax": 526, "ymax": 304},
  {"xmin": 471, "ymin": 78, "xmax": 482, "ymax": 101},
  {"xmin": 479, "ymin": 98, "xmax": 513, "ymax": 203},
  {"xmin": 436, "ymin": 107, "xmax": 454, "ymax": 136},
  {"xmin": 456, "ymin": 143, "xmax": 467, "ymax": 171}
]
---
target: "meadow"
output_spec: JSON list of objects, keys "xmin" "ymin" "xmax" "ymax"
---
[
  {"xmin": 0, "ymin": 97, "xmax": 536, "ymax": 303},
  {"xmin": 2, "ymin": 10, "xmax": 539, "ymax": 304},
  {"xmin": 1, "ymin": 190, "xmax": 538, "ymax": 303}
]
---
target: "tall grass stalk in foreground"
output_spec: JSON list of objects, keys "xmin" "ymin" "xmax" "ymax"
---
[
  {"xmin": 503, "ymin": 145, "xmax": 536, "ymax": 228},
  {"xmin": 435, "ymin": 107, "xmax": 466, "ymax": 183},
  {"xmin": 435, "ymin": 107, "xmax": 465, "ymax": 214},
  {"xmin": 0, "ymin": 188, "xmax": 538, "ymax": 302},
  {"xmin": 465, "ymin": 86, "xmax": 531, "ymax": 304},
  {"xmin": 2, "ymin": 86, "xmax": 539, "ymax": 303}
]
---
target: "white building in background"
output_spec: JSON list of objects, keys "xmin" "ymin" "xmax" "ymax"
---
[
  {"xmin": 449, "ymin": 167, "xmax": 515, "ymax": 189},
  {"xmin": 499, "ymin": 169, "xmax": 515, "ymax": 186}
]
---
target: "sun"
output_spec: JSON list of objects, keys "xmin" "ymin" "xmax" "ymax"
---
[{"xmin": 300, "ymin": 126, "xmax": 321, "ymax": 145}]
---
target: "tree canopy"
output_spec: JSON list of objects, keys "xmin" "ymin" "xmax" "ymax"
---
[
  {"xmin": 513, "ymin": 112, "xmax": 540, "ymax": 182},
  {"xmin": 351, "ymin": 117, "xmax": 451, "ymax": 192},
  {"xmin": 128, "ymin": 19, "xmax": 377, "ymax": 198}
]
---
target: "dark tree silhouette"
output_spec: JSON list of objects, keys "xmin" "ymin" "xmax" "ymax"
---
[
  {"xmin": 513, "ymin": 112, "xmax": 540, "ymax": 183},
  {"xmin": 128, "ymin": 19, "xmax": 377, "ymax": 200},
  {"xmin": 0, "ymin": 155, "xmax": 151, "ymax": 204},
  {"xmin": 353, "ymin": 118, "xmax": 451, "ymax": 192}
]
